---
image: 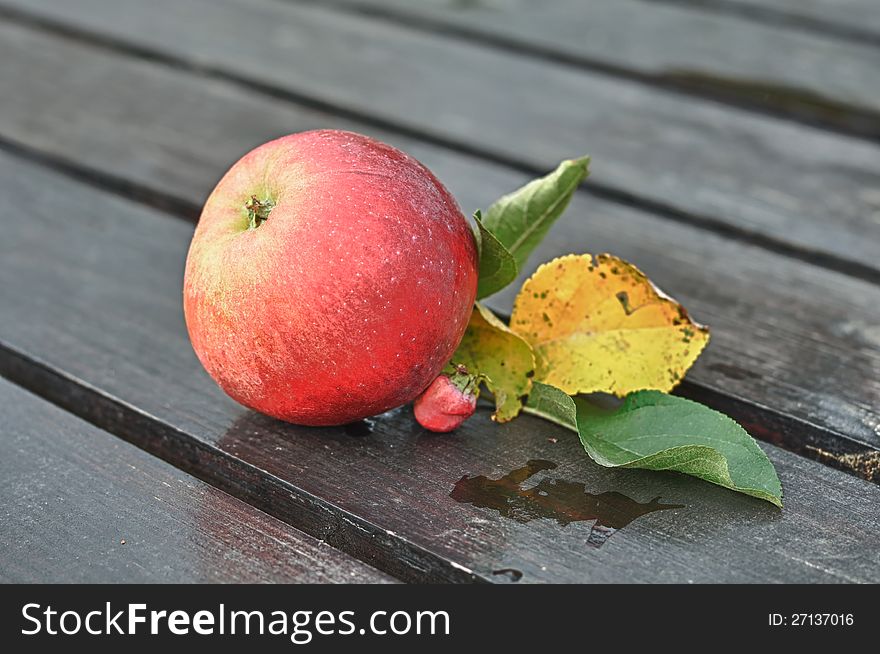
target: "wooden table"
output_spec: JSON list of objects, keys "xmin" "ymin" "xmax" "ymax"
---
[{"xmin": 1, "ymin": 0, "xmax": 879, "ymax": 583}]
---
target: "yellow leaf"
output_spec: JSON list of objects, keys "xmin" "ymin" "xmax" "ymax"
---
[
  {"xmin": 510, "ymin": 254, "xmax": 709, "ymax": 396},
  {"xmin": 453, "ymin": 303, "xmax": 536, "ymax": 422}
]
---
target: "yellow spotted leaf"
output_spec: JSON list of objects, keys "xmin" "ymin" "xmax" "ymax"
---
[
  {"xmin": 510, "ymin": 254, "xmax": 709, "ymax": 396},
  {"xmin": 453, "ymin": 303, "xmax": 536, "ymax": 422}
]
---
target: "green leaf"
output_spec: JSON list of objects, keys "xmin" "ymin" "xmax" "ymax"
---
[
  {"xmin": 482, "ymin": 157, "xmax": 590, "ymax": 270},
  {"xmin": 525, "ymin": 384, "xmax": 782, "ymax": 507},
  {"xmin": 523, "ymin": 381, "xmax": 578, "ymax": 431},
  {"xmin": 473, "ymin": 210, "xmax": 518, "ymax": 299}
]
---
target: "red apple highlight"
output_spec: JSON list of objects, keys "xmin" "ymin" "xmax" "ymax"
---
[{"xmin": 184, "ymin": 130, "xmax": 478, "ymax": 425}]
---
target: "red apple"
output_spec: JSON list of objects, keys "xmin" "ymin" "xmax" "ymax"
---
[
  {"xmin": 414, "ymin": 373, "xmax": 478, "ymax": 433},
  {"xmin": 184, "ymin": 130, "xmax": 478, "ymax": 425}
]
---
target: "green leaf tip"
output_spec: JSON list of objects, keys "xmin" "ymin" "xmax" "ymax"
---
[
  {"xmin": 473, "ymin": 210, "xmax": 518, "ymax": 299},
  {"xmin": 525, "ymin": 384, "xmax": 782, "ymax": 508},
  {"xmin": 482, "ymin": 156, "xmax": 590, "ymax": 271}
]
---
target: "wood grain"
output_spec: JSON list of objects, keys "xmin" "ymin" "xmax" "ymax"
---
[
  {"xmin": 0, "ymin": 22, "xmax": 877, "ymax": 456},
  {"xmin": 314, "ymin": 0, "xmax": 880, "ymax": 137},
  {"xmin": 2, "ymin": 151, "xmax": 880, "ymax": 583},
  {"xmin": 2, "ymin": 0, "xmax": 880, "ymax": 279},
  {"xmin": 0, "ymin": 378, "xmax": 395, "ymax": 583},
  {"xmin": 653, "ymin": 0, "xmax": 880, "ymax": 43}
]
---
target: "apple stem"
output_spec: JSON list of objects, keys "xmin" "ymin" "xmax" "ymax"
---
[{"xmin": 245, "ymin": 195, "xmax": 274, "ymax": 229}]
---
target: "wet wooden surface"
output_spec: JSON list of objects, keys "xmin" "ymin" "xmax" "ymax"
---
[
  {"xmin": 1, "ymin": 22, "xmax": 878, "ymax": 458},
  {"xmin": 0, "ymin": 378, "xmax": 395, "ymax": 583},
  {"xmin": 0, "ymin": 0, "xmax": 878, "ymax": 582},
  {"xmin": 3, "ymin": 152, "xmax": 880, "ymax": 583}
]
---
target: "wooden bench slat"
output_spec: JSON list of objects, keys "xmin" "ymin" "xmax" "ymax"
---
[
  {"xmin": 318, "ymin": 0, "xmax": 880, "ymax": 138},
  {"xmin": 1, "ymin": 21, "xmax": 877, "ymax": 458},
  {"xmin": 2, "ymin": 152, "xmax": 880, "ymax": 583},
  {"xmin": 670, "ymin": 0, "xmax": 880, "ymax": 43},
  {"xmin": 2, "ymin": 0, "xmax": 880, "ymax": 280},
  {"xmin": 0, "ymin": 378, "xmax": 395, "ymax": 583}
]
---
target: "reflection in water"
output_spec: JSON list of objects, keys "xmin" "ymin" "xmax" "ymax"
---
[
  {"xmin": 451, "ymin": 459, "xmax": 682, "ymax": 548},
  {"xmin": 491, "ymin": 568, "xmax": 523, "ymax": 582}
]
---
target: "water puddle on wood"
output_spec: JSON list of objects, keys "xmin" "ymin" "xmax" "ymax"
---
[
  {"xmin": 451, "ymin": 459, "xmax": 682, "ymax": 550},
  {"xmin": 491, "ymin": 568, "xmax": 523, "ymax": 583}
]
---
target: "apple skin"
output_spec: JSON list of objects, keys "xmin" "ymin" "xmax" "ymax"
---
[{"xmin": 184, "ymin": 130, "xmax": 478, "ymax": 425}]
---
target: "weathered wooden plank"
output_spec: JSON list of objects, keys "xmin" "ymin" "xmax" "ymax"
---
[
  {"xmin": 657, "ymin": 0, "xmax": 880, "ymax": 43},
  {"xmin": 2, "ymin": 0, "xmax": 880, "ymax": 281},
  {"xmin": 319, "ymin": 0, "xmax": 880, "ymax": 137},
  {"xmin": 2, "ymin": 151, "xmax": 880, "ymax": 583},
  {"xmin": 0, "ymin": 378, "xmax": 395, "ymax": 583},
  {"xmin": 0, "ymin": 20, "xmax": 877, "ymax": 458}
]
